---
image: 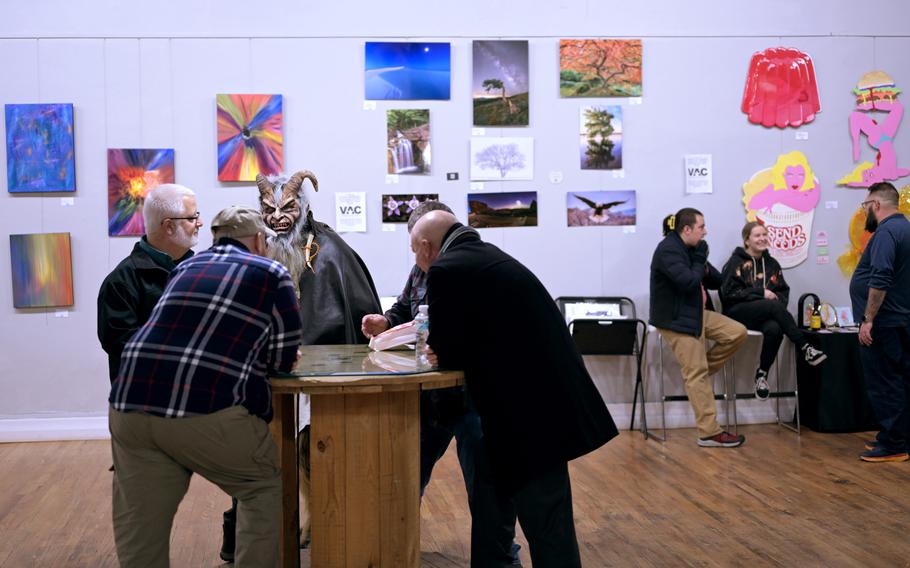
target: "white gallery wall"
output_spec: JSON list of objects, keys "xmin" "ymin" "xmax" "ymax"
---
[{"xmin": 2, "ymin": 0, "xmax": 909, "ymax": 439}]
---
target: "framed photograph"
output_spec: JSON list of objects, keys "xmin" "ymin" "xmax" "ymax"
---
[{"xmin": 467, "ymin": 191, "xmax": 537, "ymax": 228}]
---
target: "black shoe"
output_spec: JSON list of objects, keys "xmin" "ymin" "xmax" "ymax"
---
[
  {"xmin": 754, "ymin": 370, "xmax": 770, "ymax": 401},
  {"xmin": 220, "ymin": 508, "xmax": 236, "ymax": 563},
  {"xmin": 802, "ymin": 344, "xmax": 827, "ymax": 366}
]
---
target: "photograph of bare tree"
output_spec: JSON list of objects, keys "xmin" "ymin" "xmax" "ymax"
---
[
  {"xmin": 560, "ymin": 39, "xmax": 642, "ymax": 97},
  {"xmin": 470, "ymin": 137, "xmax": 534, "ymax": 181}
]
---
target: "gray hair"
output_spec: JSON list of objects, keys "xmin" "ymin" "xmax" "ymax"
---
[
  {"xmin": 407, "ymin": 200, "xmax": 453, "ymax": 233},
  {"xmin": 143, "ymin": 184, "xmax": 195, "ymax": 231}
]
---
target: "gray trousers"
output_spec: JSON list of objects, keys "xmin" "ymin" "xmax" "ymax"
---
[{"xmin": 109, "ymin": 405, "xmax": 281, "ymax": 568}]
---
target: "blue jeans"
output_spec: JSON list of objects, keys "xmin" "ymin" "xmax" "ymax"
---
[{"xmin": 858, "ymin": 325, "xmax": 910, "ymax": 452}]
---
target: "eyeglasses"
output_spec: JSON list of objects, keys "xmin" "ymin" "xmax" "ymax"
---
[
  {"xmin": 860, "ymin": 200, "xmax": 878, "ymax": 208},
  {"xmin": 162, "ymin": 211, "xmax": 201, "ymax": 223}
]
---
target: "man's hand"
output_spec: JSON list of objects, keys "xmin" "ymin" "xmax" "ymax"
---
[
  {"xmin": 361, "ymin": 314, "xmax": 390, "ymax": 338},
  {"xmin": 763, "ymin": 289, "xmax": 778, "ymax": 301},
  {"xmin": 691, "ymin": 240, "xmax": 709, "ymax": 264},
  {"xmin": 426, "ymin": 346, "xmax": 438, "ymax": 368},
  {"xmin": 859, "ymin": 321, "xmax": 874, "ymax": 346}
]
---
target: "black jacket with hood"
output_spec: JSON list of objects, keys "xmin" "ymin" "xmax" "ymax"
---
[{"xmin": 720, "ymin": 247, "xmax": 790, "ymax": 310}]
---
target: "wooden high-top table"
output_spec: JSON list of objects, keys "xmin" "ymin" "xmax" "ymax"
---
[{"xmin": 269, "ymin": 345, "xmax": 464, "ymax": 568}]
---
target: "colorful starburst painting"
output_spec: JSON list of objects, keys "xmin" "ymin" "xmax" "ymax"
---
[
  {"xmin": 9, "ymin": 233, "xmax": 74, "ymax": 309},
  {"xmin": 216, "ymin": 94, "xmax": 283, "ymax": 181},
  {"xmin": 5, "ymin": 103, "xmax": 76, "ymax": 193},
  {"xmin": 107, "ymin": 149, "xmax": 175, "ymax": 236}
]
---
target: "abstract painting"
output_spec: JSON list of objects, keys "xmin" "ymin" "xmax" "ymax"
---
[
  {"xmin": 742, "ymin": 151, "xmax": 820, "ymax": 268},
  {"xmin": 567, "ymin": 191, "xmax": 636, "ymax": 226},
  {"xmin": 467, "ymin": 191, "xmax": 538, "ymax": 228},
  {"xmin": 217, "ymin": 94, "xmax": 283, "ymax": 181},
  {"xmin": 9, "ymin": 233, "xmax": 74, "ymax": 309},
  {"xmin": 473, "ymin": 40, "xmax": 529, "ymax": 126},
  {"xmin": 5, "ymin": 103, "xmax": 76, "ymax": 193},
  {"xmin": 470, "ymin": 137, "xmax": 534, "ymax": 181},
  {"xmin": 382, "ymin": 194, "xmax": 439, "ymax": 223},
  {"xmin": 387, "ymin": 109, "xmax": 430, "ymax": 174},
  {"xmin": 107, "ymin": 149, "xmax": 175, "ymax": 236},
  {"xmin": 559, "ymin": 39, "xmax": 642, "ymax": 98},
  {"xmin": 365, "ymin": 42, "xmax": 451, "ymax": 100},
  {"xmin": 580, "ymin": 106, "xmax": 622, "ymax": 170}
]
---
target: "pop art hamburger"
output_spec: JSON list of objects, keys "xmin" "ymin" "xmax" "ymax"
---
[{"xmin": 854, "ymin": 70, "xmax": 901, "ymax": 108}]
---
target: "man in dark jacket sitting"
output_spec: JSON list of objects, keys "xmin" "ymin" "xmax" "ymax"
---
[
  {"xmin": 413, "ymin": 210, "xmax": 618, "ymax": 567},
  {"xmin": 649, "ymin": 207, "xmax": 747, "ymax": 448}
]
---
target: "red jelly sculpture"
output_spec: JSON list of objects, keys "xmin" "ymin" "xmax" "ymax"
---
[{"xmin": 741, "ymin": 47, "xmax": 820, "ymax": 128}]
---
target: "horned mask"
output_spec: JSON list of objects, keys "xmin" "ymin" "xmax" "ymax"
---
[{"xmin": 256, "ymin": 170, "xmax": 319, "ymax": 234}]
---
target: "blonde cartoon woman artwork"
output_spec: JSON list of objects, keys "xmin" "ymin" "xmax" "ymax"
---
[{"xmin": 742, "ymin": 150, "xmax": 821, "ymax": 268}]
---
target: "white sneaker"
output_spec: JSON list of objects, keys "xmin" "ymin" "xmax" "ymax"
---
[
  {"xmin": 803, "ymin": 345, "xmax": 827, "ymax": 366},
  {"xmin": 754, "ymin": 370, "xmax": 770, "ymax": 400}
]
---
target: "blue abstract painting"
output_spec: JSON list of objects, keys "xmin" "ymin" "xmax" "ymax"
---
[
  {"xmin": 365, "ymin": 42, "xmax": 451, "ymax": 100},
  {"xmin": 5, "ymin": 103, "xmax": 76, "ymax": 193}
]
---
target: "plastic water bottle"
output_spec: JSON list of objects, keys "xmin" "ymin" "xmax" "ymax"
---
[{"xmin": 415, "ymin": 304, "xmax": 431, "ymax": 370}]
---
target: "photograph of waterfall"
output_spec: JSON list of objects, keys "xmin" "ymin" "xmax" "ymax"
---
[
  {"xmin": 468, "ymin": 191, "xmax": 538, "ymax": 228},
  {"xmin": 566, "ymin": 190, "xmax": 636, "ymax": 227},
  {"xmin": 387, "ymin": 109, "xmax": 430, "ymax": 175},
  {"xmin": 382, "ymin": 194, "xmax": 440, "ymax": 223},
  {"xmin": 365, "ymin": 42, "xmax": 451, "ymax": 100},
  {"xmin": 560, "ymin": 39, "xmax": 643, "ymax": 97},
  {"xmin": 580, "ymin": 105, "xmax": 622, "ymax": 170},
  {"xmin": 470, "ymin": 137, "xmax": 534, "ymax": 181},
  {"xmin": 473, "ymin": 40, "xmax": 530, "ymax": 126}
]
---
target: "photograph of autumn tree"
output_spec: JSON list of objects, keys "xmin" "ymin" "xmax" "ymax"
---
[
  {"xmin": 387, "ymin": 109, "xmax": 430, "ymax": 174},
  {"xmin": 470, "ymin": 137, "xmax": 534, "ymax": 181},
  {"xmin": 560, "ymin": 39, "xmax": 642, "ymax": 97},
  {"xmin": 468, "ymin": 191, "xmax": 538, "ymax": 228},
  {"xmin": 580, "ymin": 106, "xmax": 622, "ymax": 170},
  {"xmin": 473, "ymin": 40, "xmax": 530, "ymax": 126}
]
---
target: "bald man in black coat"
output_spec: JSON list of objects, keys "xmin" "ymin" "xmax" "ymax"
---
[{"xmin": 412, "ymin": 211, "xmax": 617, "ymax": 567}]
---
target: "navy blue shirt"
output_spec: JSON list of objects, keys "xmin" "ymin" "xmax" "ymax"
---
[{"xmin": 850, "ymin": 213, "xmax": 910, "ymax": 327}]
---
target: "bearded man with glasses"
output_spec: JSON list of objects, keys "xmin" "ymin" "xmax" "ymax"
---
[{"xmin": 97, "ymin": 184, "xmax": 204, "ymax": 383}]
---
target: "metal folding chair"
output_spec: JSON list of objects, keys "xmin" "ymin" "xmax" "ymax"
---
[{"xmin": 555, "ymin": 297, "xmax": 650, "ymax": 438}]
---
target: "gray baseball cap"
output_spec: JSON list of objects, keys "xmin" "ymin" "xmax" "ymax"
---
[{"xmin": 211, "ymin": 206, "xmax": 277, "ymax": 239}]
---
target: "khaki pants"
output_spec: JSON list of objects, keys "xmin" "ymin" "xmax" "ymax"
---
[
  {"xmin": 109, "ymin": 405, "xmax": 280, "ymax": 568},
  {"xmin": 657, "ymin": 310, "xmax": 747, "ymax": 439}
]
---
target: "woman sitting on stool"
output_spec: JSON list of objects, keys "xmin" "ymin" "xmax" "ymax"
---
[{"xmin": 720, "ymin": 221, "xmax": 827, "ymax": 400}]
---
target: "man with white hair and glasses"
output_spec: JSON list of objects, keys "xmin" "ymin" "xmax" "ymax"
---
[{"xmin": 97, "ymin": 184, "xmax": 203, "ymax": 383}]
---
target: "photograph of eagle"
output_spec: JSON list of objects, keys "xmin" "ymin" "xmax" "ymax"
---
[{"xmin": 573, "ymin": 194, "xmax": 627, "ymax": 223}]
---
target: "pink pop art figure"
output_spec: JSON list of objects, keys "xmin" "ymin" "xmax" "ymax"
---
[
  {"xmin": 838, "ymin": 71, "xmax": 910, "ymax": 187},
  {"xmin": 741, "ymin": 47, "xmax": 820, "ymax": 128},
  {"xmin": 747, "ymin": 151, "xmax": 820, "ymax": 213}
]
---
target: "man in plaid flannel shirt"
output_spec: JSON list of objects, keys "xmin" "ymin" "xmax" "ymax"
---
[{"xmin": 108, "ymin": 206, "xmax": 302, "ymax": 568}]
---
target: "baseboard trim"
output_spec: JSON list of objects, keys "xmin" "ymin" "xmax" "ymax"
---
[
  {"xmin": 0, "ymin": 416, "xmax": 110, "ymax": 443},
  {"xmin": 0, "ymin": 400, "xmax": 796, "ymax": 443}
]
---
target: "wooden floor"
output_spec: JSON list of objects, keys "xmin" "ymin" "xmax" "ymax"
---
[{"xmin": 1, "ymin": 426, "xmax": 908, "ymax": 567}]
